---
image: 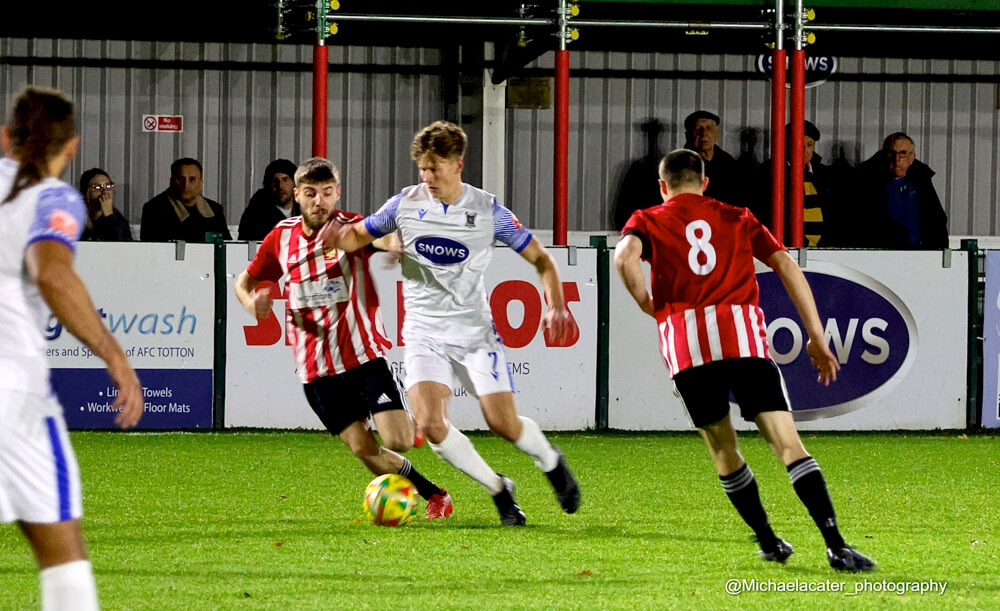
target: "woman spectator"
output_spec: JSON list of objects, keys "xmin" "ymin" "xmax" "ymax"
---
[{"xmin": 78, "ymin": 168, "xmax": 133, "ymax": 241}]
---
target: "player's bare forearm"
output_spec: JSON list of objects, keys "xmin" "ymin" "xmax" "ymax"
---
[
  {"xmin": 320, "ymin": 218, "xmax": 376, "ymax": 253},
  {"xmin": 767, "ymin": 251, "xmax": 839, "ymax": 384},
  {"xmin": 27, "ymin": 241, "xmax": 143, "ymax": 426},
  {"xmin": 28, "ymin": 243, "xmax": 124, "ymax": 365},
  {"xmin": 767, "ymin": 251, "xmax": 825, "ymax": 341},
  {"xmin": 520, "ymin": 239, "xmax": 566, "ymax": 309},
  {"xmin": 235, "ymin": 271, "xmax": 271, "ymax": 320},
  {"xmin": 614, "ymin": 236, "xmax": 655, "ymax": 317}
]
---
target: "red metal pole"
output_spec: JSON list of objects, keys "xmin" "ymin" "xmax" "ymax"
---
[
  {"xmin": 769, "ymin": 48, "xmax": 786, "ymax": 244},
  {"xmin": 789, "ymin": 48, "xmax": 805, "ymax": 249},
  {"xmin": 554, "ymin": 49, "xmax": 569, "ymax": 246},
  {"xmin": 312, "ymin": 44, "xmax": 328, "ymax": 158}
]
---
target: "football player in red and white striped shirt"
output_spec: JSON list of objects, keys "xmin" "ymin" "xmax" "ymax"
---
[
  {"xmin": 235, "ymin": 157, "xmax": 452, "ymax": 519},
  {"xmin": 615, "ymin": 148, "xmax": 874, "ymax": 572}
]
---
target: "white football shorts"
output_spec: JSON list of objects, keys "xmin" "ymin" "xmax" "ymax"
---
[
  {"xmin": 0, "ymin": 389, "xmax": 83, "ymax": 524},
  {"xmin": 403, "ymin": 332, "xmax": 515, "ymax": 397}
]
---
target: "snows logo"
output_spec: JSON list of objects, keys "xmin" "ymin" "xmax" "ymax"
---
[
  {"xmin": 757, "ymin": 262, "xmax": 917, "ymax": 419},
  {"xmin": 414, "ymin": 236, "xmax": 470, "ymax": 265}
]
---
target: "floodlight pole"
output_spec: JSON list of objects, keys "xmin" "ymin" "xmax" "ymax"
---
[
  {"xmin": 553, "ymin": 0, "xmax": 573, "ymax": 246},
  {"xmin": 788, "ymin": 0, "xmax": 806, "ymax": 248},
  {"xmin": 312, "ymin": 1, "xmax": 331, "ymax": 157},
  {"xmin": 770, "ymin": 0, "xmax": 786, "ymax": 245}
]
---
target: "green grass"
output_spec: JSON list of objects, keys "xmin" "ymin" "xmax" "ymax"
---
[{"xmin": 1, "ymin": 432, "xmax": 997, "ymax": 609}]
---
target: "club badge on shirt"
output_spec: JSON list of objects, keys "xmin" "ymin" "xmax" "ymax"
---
[{"xmin": 466, "ymin": 212, "xmax": 477, "ymax": 227}]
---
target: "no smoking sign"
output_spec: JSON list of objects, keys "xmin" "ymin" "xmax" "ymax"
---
[{"xmin": 142, "ymin": 114, "xmax": 183, "ymax": 133}]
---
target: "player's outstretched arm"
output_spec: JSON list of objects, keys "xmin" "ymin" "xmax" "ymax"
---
[
  {"xmin": 519, "ymin": 238, "xmax": 575, "ymax": 343},
  {"xmin": 613, "ymin": 235, "xmax": 655, "ymax": 317},
  {"xmin": 234, "ymin": 271, "xmax": 273, "ymax": 320},
  {"xmin": 26, "ymin": 240, "xmax": 143, "ymax": 428},
  {"xmin": 319, "ymin": 217, "xmax": 376, "ymax": 253},
  {"xmin": 766, "ymin": 250, "xmax": 840, "ymax": 385}
]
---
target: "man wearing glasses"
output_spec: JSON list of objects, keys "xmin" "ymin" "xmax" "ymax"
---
[{"xmin": 855, "ymin": 132, "xmax": 948, "ymax": 249}]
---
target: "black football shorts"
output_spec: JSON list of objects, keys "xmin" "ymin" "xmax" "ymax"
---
[
  {"xmin": 671, "ymin": 357, "xmax": 791, "ymax": 429},
  {"xmin": 303, "ymin": 357, "xmax": 405, "ymax": 435}
]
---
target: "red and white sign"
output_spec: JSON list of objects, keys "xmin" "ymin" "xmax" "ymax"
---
[
  {"xmin": 224, "ymin": 245, "xmax": 598, "ymax": 431},
  {"xmin": 142, "ymin": 115, "xmax": 183, "ymax": 133}
]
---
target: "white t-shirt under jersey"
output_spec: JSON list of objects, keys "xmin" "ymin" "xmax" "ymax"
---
[
  {"xmin": 0, "ymin": 158, "xmax": 86, "ymax": 396},
  {"xmin": 364, "ymin": 182, "xmax": 533, "ymax": 344}
]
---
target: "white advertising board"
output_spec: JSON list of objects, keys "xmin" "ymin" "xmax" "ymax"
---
[
  {"xmin": 47, "ymin": 243, "xmax": 216, "ymax": 429},
  {"xmin": 225, "ymin": 244, "xmax": 598, "ymax": 430},
  {"xmin": 609, "ymin": 250, "xmax": 968, "ymax": 431}
]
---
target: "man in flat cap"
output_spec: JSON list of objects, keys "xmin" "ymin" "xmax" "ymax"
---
[
  {"xmin": 752, "ymin": 120, "xmax": 845, "ymax": 246},
  {"xmin": 238, "ymin": 158, "xmax": 301, "ymax": 240},
  {"xmin": 682, "ymin": 110, "xmax": 747, "ymax": 207}
]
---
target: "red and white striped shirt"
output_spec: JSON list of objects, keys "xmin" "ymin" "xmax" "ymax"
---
[
  {"xmin": 247, "ymin": 211, "xmax": 391, "ymax": 383},
  {"xmin": 623, "ymin": 193, "xmax": 785, "ymax": 377}
]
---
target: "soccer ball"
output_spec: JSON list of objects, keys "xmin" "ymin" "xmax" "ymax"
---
[{"xmin": 363, "ymin": 474, "xmax": 419, "ymax": 526}]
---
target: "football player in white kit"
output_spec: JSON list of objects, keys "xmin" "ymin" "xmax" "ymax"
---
[
  {"xmin": 0, "ymin": 86, "xmax": 143, "ymax": 609},
  {"xmin": 321, "ymin": 121, "xmax": 580, "ymax": 525}
]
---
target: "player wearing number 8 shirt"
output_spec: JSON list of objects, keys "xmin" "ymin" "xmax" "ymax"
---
[
  {"xmin": 234, "ymin": 157, "xmax": 453, "ymax": 520},
  {"xmin": 615, "ymin": 148, "xmax": 874, "ymax": 572}
]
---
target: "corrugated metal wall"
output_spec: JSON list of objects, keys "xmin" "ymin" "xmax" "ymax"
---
[
  {"xmin": 508, "ymin": 53, "xmax": 1000, "ymax": 235},
  {"xmin": 0, "ymin": 38, "xmax": 444, "ymax": 231},
  {"xmin": 2, "ymin": 40, "xmax": 998, "ymax": 235}
]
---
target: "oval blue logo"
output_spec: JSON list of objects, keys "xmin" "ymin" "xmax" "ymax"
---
[
  {"xmin": 414, "ymin": 236, "xmax": 470, "ymax": 265},
  {"xmin": 757, "ymin": 263, "xmax": 916, "ymax": 417},
  {"xmin": 755, "ymin": 54, "xmax": 838, "ymax": 88}
]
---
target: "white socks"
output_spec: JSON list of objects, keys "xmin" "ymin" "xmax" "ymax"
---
[
  {"xmin": 429, "ymin": 424, "xmax": 504, "ymax": 495},
  {"xmin": 40, "ymin": 559, "xmax": 98, "ymax": 611},
  {"xmin": 513, "ymin": 416, "xmax": 560, "ymax": 472}
]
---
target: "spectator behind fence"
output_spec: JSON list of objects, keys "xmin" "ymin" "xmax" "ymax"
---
[
  {"xmin": 237, "ymin": 158, "xmax": 300, "ymax": 240},
  {"xmin": 854, "ymin": 132, "xmax": 948, "ymax": 249},
  {"xmin": 139, "ymin": 157, "xmax": 231, "ymax": 243},
  {"xmin": 751, "ymin": 121, "xmax": 846, "ymax": 247},
  {"xmin": 612, "ymin": 119, "xmax": 666, "ymax": 231},
  {"xmin": 78, "ymin": 168, "xmax": 132, "ymax": 241},
  {"xmin": 683, "ymin": 110, "xmax": 747, "ymax": 207}
]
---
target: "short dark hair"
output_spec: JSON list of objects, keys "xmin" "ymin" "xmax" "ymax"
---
[
  {"xmin": 410, "ymin": 120, "xmax": 467, "ymax": 161},
  {"xmin": 170, "ymin": 157, "xmax": 202, "ymax": 176},
  {"xmin": 882, "ymin": 132, "xmax": 914, "ymax": 151},
  {"xmin": 294, "ymin": 157, "xmax": 340, "ymax": 186},
  {"xmin": 659, "ymin": 149, "xmax": 705, "ymax": 191},
  {"xmin": 79, "ymin": 168, "xmax": 110, "ymax": 195}
]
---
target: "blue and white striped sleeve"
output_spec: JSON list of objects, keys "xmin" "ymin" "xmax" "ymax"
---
[
  {"xmin": 493, "ymin": 199, "xmax": 533, "ymax": 252},
  {"xmin": 27, "ymin": 186, "xmax": 86, "ymax": 252},
  {"xmin": 363, "ymin": 193, "xmax": 402, "ymax": 238}
]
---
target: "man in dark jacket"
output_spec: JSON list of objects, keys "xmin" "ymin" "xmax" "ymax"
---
[
  {"xmin": 237, "ymin": 158, "xmax": 300, "ymax": 240},
  {"xmin": 139, "ymin": 158, "xmax": 231, "ymax": 242},
  {"xmin": 752, "ymin": 121, "xmax": 846, "ymax": 247},
  {"xmin": 683, "ymin": 110, "xmax": 747, "ymax": 207},
  {"xmin": 854, "ymin": 133, "xmax": 948, "ymax": 249}
]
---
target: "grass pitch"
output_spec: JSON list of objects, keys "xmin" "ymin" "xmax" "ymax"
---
[{"xmin": 1, "ymin": 431, "xmax": 997, "ymax": 609}]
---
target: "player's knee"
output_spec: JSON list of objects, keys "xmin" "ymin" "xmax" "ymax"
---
[
  {"xmin": 381, "ymin": 434, "xmax": 412, "ymax": 453},
  {"xmin": 419, "ymin": 418, "xmax": 450, "ymax": 443}
]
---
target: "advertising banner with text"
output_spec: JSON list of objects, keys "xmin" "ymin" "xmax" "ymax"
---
[
  {"xmin": 47, "ymin": 243, "xmax": 215, "ymax": 429},
  {"xmin": 225, "ymin": 244, "xmax": 598, "ymax": 430},
  {"xmin": 610, "ymin": 250, "xmax": 968, "ymax": 431}
]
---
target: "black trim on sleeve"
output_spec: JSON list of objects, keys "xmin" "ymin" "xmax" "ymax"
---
[{"xmin": 623, "ymin": 229, "xmax": 652, "ymax": 261}]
